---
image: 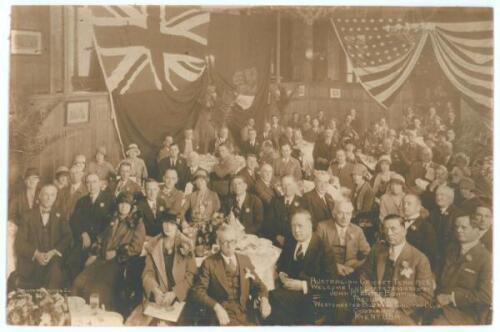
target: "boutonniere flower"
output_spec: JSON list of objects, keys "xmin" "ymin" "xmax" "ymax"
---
[
  {"xmin": 465, "ymin": 254, "xmax": 472, "ymax": 262},
  {"xmin": 245, "ymin": 207, "xmax": 250, "ymax": 213},
  {"xmin": 55, "ymin": 212, "xmax": 60, "ymax": 218},
  {"xmin": 100, "ymin": 202, "xmax": 105, "ymax": 208},
  {"xmin": 294, "ymin": 201, "xmax": 299, "ymax": 207},
  {"xmin": 400, "ymin": 260, "xmax": 413, "ymax": 278},
  {"xmin": 244, "ymin": 268, "xmax": 255, "ymax": 280},
  {"xmin": 109, "ymin": 221, "xmax": 116, "ymax": 227},
  {"xmin": 159, "ymin": 206, "xmax": 165, "ymax": 212},
  {"xmin": 410, "ymin": 225, "xmax": 417, "ymax": 231}
]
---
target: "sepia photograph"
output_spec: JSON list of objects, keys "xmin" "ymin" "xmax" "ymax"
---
[{"xmin": 3, "ymin": 1, "xmax": 495, "ymax": 328}]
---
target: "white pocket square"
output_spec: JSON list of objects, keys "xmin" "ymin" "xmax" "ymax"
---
[{"xmin": 464, "ymin": 268, "xmax": 476, "ymax": 274}]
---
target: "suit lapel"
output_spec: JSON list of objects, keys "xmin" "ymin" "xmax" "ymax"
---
[
  {"xmin": 376, "ymin": 245, "xmax": 389, "ymax": 282},
  {"xmin": 214, "ymin": 254, "xmax": 233, "ymax": 296},
  {"xmin": 345, "ymin": 224, "xmax": 355, "ymax": 259},
  {"xmin": 237, "ymin": 254, "xmax": 249, "ymax": 307},
  {"xmin": 151, "ymin": 238, "xmax": 169, "ymax": 290}
]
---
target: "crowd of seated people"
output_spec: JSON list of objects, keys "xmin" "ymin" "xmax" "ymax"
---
[{"xmin": 8, "ymin": 102, "xmax": 492, "ymax": 325}]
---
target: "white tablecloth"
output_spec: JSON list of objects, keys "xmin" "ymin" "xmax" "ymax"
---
[{"xmin": 67, "ymin": 296, "xmax": 123, "ymax": 326}]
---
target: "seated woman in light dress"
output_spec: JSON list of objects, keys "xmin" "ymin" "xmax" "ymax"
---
[{"xmin": 126, "ymin": 213, "xmax": 197, "ymax": 326}]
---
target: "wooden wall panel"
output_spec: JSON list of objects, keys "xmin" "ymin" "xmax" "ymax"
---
[{"xmin": 19, "ymin": 92, "xmax": 122, "ymax": 182}]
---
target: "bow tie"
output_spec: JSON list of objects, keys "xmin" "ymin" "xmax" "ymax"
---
[
  {"xmin": 40, "ymin": 209, "xmax": 51, "ymax": 215},
  {"xmin": 404, "ymin": 218, "xmax": 416, "ymax": 224}
]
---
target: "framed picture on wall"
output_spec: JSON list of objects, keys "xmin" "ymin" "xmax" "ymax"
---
[
  {"xmin": 65, "ymin": 100, "xmax": 90, "ymax": 125},
  {"xmin": 10, "ymin": 30, "xmax": 42, "ymax": 55}
]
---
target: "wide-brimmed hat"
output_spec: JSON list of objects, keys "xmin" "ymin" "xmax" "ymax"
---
[
  {"xmin": 160, "ymin": 212, "xmax": 179, "ymax": 225},
  {"xmin": 389, "ymin": 173, "xmax": 405, "ymax": 185},
  {"xmin": 193, "ymin": 169, "xmax": 209, "ymax": 182},
  {"xmin": 55, "ymin": 166, "xmax": 70, "ymax": 177},
  {"xmin": 24, "ymin": 167, "xmax": 40, "ymax": 179},
  {"xmin": 126, "ymin": 143, "xmax": 141, "ymax": 156},
  {"xmin": 116, "ymin": 192, "xmax": 135, "ymax": 205},
  {"xmin": 96, "ymin": 146, "xmax": 107, "ymax": 156},
  {"xmin": 377, "ymin": 155, "xmax": 392, "ymax": 165}
]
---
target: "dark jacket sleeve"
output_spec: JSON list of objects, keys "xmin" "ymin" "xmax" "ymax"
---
[
  {"xmin": 250, "ymin": 196, "xmax": 264, "ymax": 235},
  {"xmin": 192, "ymin": 258, "xmax": 218, "ymax": 309},
  {"xmin": 454, "ymin": 254, "xmax": 492, "ymax": 309},
  {"xmin": 15, "ymin": 221, "xmax": 36, "ymax": 260},
  {"xmin": 54, "ymin": 216, "xmax": 73, "ymax": 255}
]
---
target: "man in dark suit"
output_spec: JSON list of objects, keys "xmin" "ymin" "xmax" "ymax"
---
[
  {"xmin": 236, "ymin": 154, "xmax": 259, "ymax": 194},
  {"xmin": 313, "ymin": 128, "xmax": 336, "ymax": 170},
  {"xmin": 474, "ymin": 203, "xmax": 492, "ymax": 253},
  {"xmin": 67, "ymin": 173, "xmax": 113, "ymax": 280},
  {"xmin": 397, "ymin": 131, "xmax": 420, "ymax": 176},
  {"xmin": 226, "ymin": 176, "xmax": 264, "ymax": 235},
  {"xmin": 432, "ymin": 215, "xmax": 492, "ymax": 325},
  {"xmin": 402, "ymin": 194, "xmax": 439, "ymax": 273},
  {"xmin": 60, "ymin": 165, "xmax": 88, "ymax": 220},
  {"xmin": 271, "ymin": 175, "xmax": 308, "ymax": 247},
  {"xmin": 329, "ymin": 149, "xmax": 355, "ymax": 191},
  {"xmin": 240, "ymin": 128, "xmax": 261, "ymax": 157},
  {"xmin": 356, "ymin": 215, "xmax": 434, "ymax": 325},
  {"xmin": 14, "ymin": 184, "xmax": 72, "ymax": 289},
  {"xmin": 407, "ymin": 146, "xmax": 441, "ymax": 188},
  {"xmin": 303, "ymin": 170, "xmax": 335, "ymax": 227},
  {"xmin": 113, "ymin": 161, "xmax": 142, "ymax": 198},
  {"xmin": 193, "ymin": 224, "xmax": 271, "ymax": 325},
  {"xmin": 159, "ymin": 169, "xmax": 185, "ymax": 217},
  {"xmin": 254, "ymin": 163, "xmax": 279, "ymax": 239},
  {"xmin": 268, "ymin": 210, "xmax": 336, "ymax": 325},
  {"xmin": 157, "ymin": 143, "xmax": 189, "ymax": 190},
  {"xmin": 272, "ymin": 143, "xmax": 303, "ymax": 181},
  {"xmin": 137, "ymin": 179, "xmax": 169, "ymax": 237},
  {"xmin": 429, "ymin": 185, "xmax": 461, "ymax": 275}
]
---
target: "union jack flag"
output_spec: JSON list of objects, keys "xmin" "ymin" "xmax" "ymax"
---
[{"xmin": 89, "ymin": 5, "xmax": 209, "ymax": 95}]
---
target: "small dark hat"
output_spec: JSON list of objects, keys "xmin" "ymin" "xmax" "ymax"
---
[
  {"xmin": 24, "ymin": 167, "xmax": 40, "ymax": 179},
  {"xmin": 116, "ymin": 192, "xmax": 134, "ymax": 205}
]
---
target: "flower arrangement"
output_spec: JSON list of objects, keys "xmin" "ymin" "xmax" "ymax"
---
[
  {"xmin": 182, "ymin": 212, "xmax": 228, "ymax": 257},
  {"xmin": 7, "ymin": 288, "xmax": 70, "ymax": 326}
]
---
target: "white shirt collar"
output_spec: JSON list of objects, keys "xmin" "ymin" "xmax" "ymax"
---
[
  {"xmin": 461, "ymin": 239, "xmax": 479, "ymax": 255},
  {"xmin": 294, "ymin": 236, "xmax": 312, "ymax": 259},
  {"xmin": 221, "ymin": 252, "xmax": 237, "ymax": 265}
]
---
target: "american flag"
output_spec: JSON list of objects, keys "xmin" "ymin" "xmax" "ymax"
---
[
  {"xmin": 89, "ymin": 5, "xmax": 209, "ymax": 95},
  {"xmin": 332, "ymin": 13, "xmax": 428, "ymax": 109},
  {"xmin": 332, "ymin": 8, "xmax": 492, "ymax": 110}
]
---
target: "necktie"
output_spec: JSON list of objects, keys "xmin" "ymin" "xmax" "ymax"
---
[
  {"xmin": 339, "ymin": 228, "xmax": 346, "ymax": 246},
  {"xmin": 296, "ymin": 244, "xmax": 304, "ymax": 260},
  {"xmin": 227, "ymin": 257, "xmax": 237, "ymax": 273},
  {"xmin": 285, "ymin": 199, "xmax": 290, "ymax": 208},
  {"xmin": 389, "ymin": 246, "xmax": 396, "ymax": 261},
  {"xmin": 151, "ymin": 201, "xmax": 157, "ymax": 217}
]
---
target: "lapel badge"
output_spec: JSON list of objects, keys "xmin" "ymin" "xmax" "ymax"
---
[
  {"xmin": 159, "ymin": 206, "xmax": 165, "ymax": 212},
  {"xmin": 244, "ymin": 268, "xmax": 255, "ymax": 280},
  {"xmin": 400, "ymin": 260, "xmax": 413, "ymax": 278},
  {"xmin": 245, "ymin": 207, "xmax": 250, "ymax": 213},
  {"xmin": 55, "ymin": 212, "xmax": 60, "ymax": 218},
  {"xmin": 465, "ymin": 254, "xmax": 472, "ymax": 262},
  {"xmin": 100, "ymin": 202, "xmax": 105, "ymax": 208},
  {"xmin": 294, "ymin": 201, "xmax": 299, "ymax": 207}
]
